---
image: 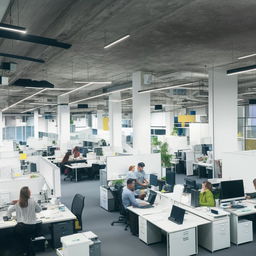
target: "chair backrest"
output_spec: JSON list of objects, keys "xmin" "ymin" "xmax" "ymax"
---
[
  {"xmin": 71, "ymin": 194, "xmax": 85, "ymax": 230},
  {"xmin": 116, "ymin": 186, "xmax": 127, "ymax": 216}
]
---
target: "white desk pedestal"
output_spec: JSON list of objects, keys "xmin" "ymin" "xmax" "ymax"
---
[
  {"xmin": 198, "ymin": 217, "xmax": 230, "ymax": 252},
  {"xmin": 168, "ymin": 228, "xmax": 196, "ymax": 256}
]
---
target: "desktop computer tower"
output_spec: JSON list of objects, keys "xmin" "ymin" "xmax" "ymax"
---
[{"xmin": 191, "ymin": 189, "xmax": 200, "ymax": 207}]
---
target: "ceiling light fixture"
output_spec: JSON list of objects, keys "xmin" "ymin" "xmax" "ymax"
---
[
  {"xmin": 110, "ymin": 97, "xmax": 133, "ymax": 103},
  {"xmin": 104, "ymin": 35, "xmax": 130, "ymax": 49},
  {"xmin": 21, "ymin": 107, "xmax": 38, "ymax": 114},
  {"xmin": 238, "ymin": 53, "xmax": 256, "ymax": 60},
  {"xmin": 69, "ymin": 87, "xmax": 131, "ymax": 105},
  {"xmin": 138, "ymin": 82, "xmax": 194, "ymax": 94},
  {"xmin": 60, "ymin": 83, "xmax": 93, "ymax": 97},
  {"xmin": 227, "ymin": 65, "xmax": 256, "ymax": 76},
  {"xmin": 29, "ymin": 103, "xmax": 57, "ymax": 106},
  {"xmin": 74, "ymin": 81, "xmax": 112, "ymax": 84},
  {"xmin": 2, "ymin": 89, "xmax": 46, "ymax": 112},
  {"xmin": 0, "ymin": 23, "xmax": 27, "ymax": 34}
]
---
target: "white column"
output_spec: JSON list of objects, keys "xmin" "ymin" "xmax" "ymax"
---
[
  {"xmin": 165, "ymin": 100, "xmax": 174, "ymax": 136},
  {"xmin": 132, "ymin": 71, "xmax": 151, "ymax": 155},
  {"xmin": 57, "ymin": 95, "xmax": 70, "ymax": 152},
  {"xmin": 97, "ymin": 110, "xmax": 103, "ymax": 130},
  {"xmin": 109, "ymin": 92, "xmax": 122, "ymax": 152},
  {"xmin": 33, "ymin": 110, "xmax": 39, "ymax": 139},
  {"xmin": 0, "ymin": 111, "xmax": 3, "ymax": 142},
  {"xmin": 209, "ymin": 67, "xmax": 238, "ymax": 161}
]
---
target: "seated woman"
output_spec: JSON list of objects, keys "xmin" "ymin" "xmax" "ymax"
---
[
  {"xmin": 126, "ymin": 165, "xmax": 136, "ymax": 180},
  {"xmin": 73, "ymin": 146, "xmax": 82, "ymax": 159},
  {"xmin": 61, "ymin": 151, "xmax": 72, "ymax": 174},
  {"xmin": 7, "ymin": 186, "xmax": 41, "ymax": 256},
  {"xmin": 199, "ymin": 181, "xmax": 215, "ymax": 207}
]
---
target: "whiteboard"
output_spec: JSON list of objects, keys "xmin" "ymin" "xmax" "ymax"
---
[{"xmin": 106, "ymin": 153, "xmax": 161, "ymax": 180}]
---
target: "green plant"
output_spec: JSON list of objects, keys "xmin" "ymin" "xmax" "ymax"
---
[
  {"xmin": 160, "ymin": 142, "xmax": 172, "ymax": 167},
  {"xmin": 171, "ymin": 127, "xmax": 178, "ymax": 136},
  {"xmin": 112, "ymin": 179, "xmax": 125, "ymax": 186}
]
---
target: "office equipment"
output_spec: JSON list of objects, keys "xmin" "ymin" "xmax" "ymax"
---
[
  {"xmin": 30, "ymin": 162, "xmax": 37, "ymax": 172},
  {"xmin": 184, "ymin": 178, "xmax": 197, "ymax": 193},
  {"xmin": 168, "ymin": 205, "xmax": 185, "ymax": 224},
  {"xmin": 80, "ymin": 147, "xmax": 89, "ymax": 157},
  {"xmin": 220, "ymin": 180, "xmax": 245, "ymax": 203},
  {"xmin": 166, "ymin": 168, "xmax": 175, "ymax": 187},
  {"xmin": 149, "ymin": 174, "xmax": 158, "ymax": 186},
  {"xmin": 147, "ymin": 191, "xmax": 157, "ymax": 205},
  {"xmin": 52, "ymin": 221, "xmax": 74, "ymax": 248},
  {"xmin": 157, "ymin": 179, "xmax": 166, "ymax": 191},
  {"xmin": 47, "ymin": 146, "xmax": 56, "ymax": 156},
  {"xmin": 211, "ymin": 209, "xmax": 219, "ymax": 215},
  {"xmin": 94, "ymin": 147, "xmax": 103, "ymax": 156},
  {"xmin": 83, "ymin": 141, "xmax": 93, "ymax": 148},
  {"xmin": 191, "ymin": 189, "xmax": 200, "ymax": 207}
]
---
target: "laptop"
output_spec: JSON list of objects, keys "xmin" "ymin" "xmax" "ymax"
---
[
  {"xmin": 168, "ymin": 205, "xmax": 185, "ymax": 225},
  {"xmin": 140, "ymin": 191, "xmax": 157, "ymax": 208}
]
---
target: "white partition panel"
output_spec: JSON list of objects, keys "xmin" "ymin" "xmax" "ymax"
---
[
  {"xmin": 222, "ymin": 151, "xmax": 256, "ymax": 193},
  {"xmin": 189, "ymin": 123, "xmax": 210, "ymax": 146},
  {"xmin": 37, "ymin": 156, "xmax": 61, "ymax": 197},
  {"xmin": 106, "ymin": 153, "xmax": 161, "ymax": 180}
]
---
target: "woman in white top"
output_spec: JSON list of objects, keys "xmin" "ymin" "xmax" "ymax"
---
[
  {"xmin": 8, "ymin": 186, "xmax": 41, "ymax": 256},
  {"xmin": 126, "ymin": 165, "xmax": 136, "ymax": 180}
]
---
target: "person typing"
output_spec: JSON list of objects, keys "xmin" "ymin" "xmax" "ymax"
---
[
  {"xmin": 122, "ymin": 179, "xmax": 148, "ymax": 208},
  {"xmin": 7, "ymin": 186, "xmax": 41, "ymax": 256}
]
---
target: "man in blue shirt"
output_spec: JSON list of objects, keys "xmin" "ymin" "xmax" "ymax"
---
[
  {"xmin": 122, "ymin": 179, "xmax": 148, "ymax": 208},
  {"xmin": 135, "ymin": 162, "xmax": 149, "ymax": 190}
]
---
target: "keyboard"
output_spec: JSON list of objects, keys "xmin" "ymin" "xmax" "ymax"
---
[
  {"xmin": 232, "ymin": 205, "xmax": 245, "ymax": 209},
  {"xmin": 140, "ymin": 204, "xmax": 154, "ymax": 209}
]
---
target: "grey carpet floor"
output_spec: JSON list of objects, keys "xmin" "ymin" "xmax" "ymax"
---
[{"xmin": 38, "ymin": 175, "xmax": 256, "ymax": 256}]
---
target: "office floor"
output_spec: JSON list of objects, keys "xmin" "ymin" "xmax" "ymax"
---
[{"xmin": 36, "ymin": 174, "xmax": 256, "ymax": 256}]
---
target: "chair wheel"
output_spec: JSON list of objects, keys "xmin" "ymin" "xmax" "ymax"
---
[{"xmin": 111, "ymin": 223, "xmax": 114, "ymax": 226}]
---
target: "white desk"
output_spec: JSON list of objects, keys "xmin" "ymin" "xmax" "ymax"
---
[
  {"xmin": 65, "ymin": 163, "xmax": 90, "ymax": 182},
  {"xmin": 0, "ymin": 204, "xmax": 76, "ymax": 229}
]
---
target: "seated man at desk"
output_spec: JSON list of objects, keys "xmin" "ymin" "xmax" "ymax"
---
[
  {"xmin": 122, "ymin": 179, "xmax": 148, "ymax": 208},
  {"xmin": 246, "ymin": 178, "xmax": 256, "ymax": 199},
  {"xmin": 7, "ymin": 186, "xmax": 41, "ymax": 256},
  {"xmin": 135, "ymin": 162, "xmax": 149, "ymax": 190},
  {"xmin": 199, "ymin": 181, "xmax": 215, "ymax": 207}
]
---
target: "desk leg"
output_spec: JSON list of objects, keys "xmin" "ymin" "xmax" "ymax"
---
[
  {"xmin": 167, "ymin": 233, "xmax": 170, "ymax": 256},
  {"xmin": 75, "ymin": 168, "xmax": 78, "ymax": 182}
]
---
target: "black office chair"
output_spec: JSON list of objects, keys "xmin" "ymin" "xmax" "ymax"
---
[
  {"xmin": 71, "ymin": 194, "xmax": 85, "ymax": 232},
  {"xmin": 111, "ymin": 186, "xmax": 129, "ymax": 231}
]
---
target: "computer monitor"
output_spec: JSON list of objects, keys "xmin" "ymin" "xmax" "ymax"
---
[
  {"xmin": 220, "ymin": 180, "xmax": 245, "ymax": 202},
  {"xmin": 80, "ymin": 147, "xmax": 89, "ymax": 157},
  {"xmin": 150, "ymin": 174, "xmax": 158, "ymax": 186},
  {"xmin": 184, "ymin": 178, "xmax": 197, "ymax": 192},
  {"xmin": 94, "ymin": 147, "xmax": 103, "ymax": 156},
  {"xmin": 168, "ymin": 205, "xmax": 185, "ymax": 225},
  {"xmin": 147, "ymin": 191, "xmax": 157, "ymax": 205},
  {"xmin": 166, "ymin": 168, "xmax": 175, "ymax": 186},
  {"xmin": 30, "ymin": 163, "xmax": 37, "ymax": 173},
  {"xmin": 191, "ymin": 189, "xmax": 200, "ymax": 207},
  {"xmin": 83, "ymin": 141, "xmax": 93, "ymax": 148}
]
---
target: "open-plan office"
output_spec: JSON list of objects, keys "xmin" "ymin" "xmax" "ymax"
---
[{"xmin": 1, "ymin": 1, "xmax": 256, "ymax": 256}]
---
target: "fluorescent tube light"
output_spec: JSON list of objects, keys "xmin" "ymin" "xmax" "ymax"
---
[
  {"xmin": 109, "ymin": 97, "xmax": 133, "ymax": 103},
  {"xmin": 238, "ymin": 53, "xmax": 256, "ymax": 60},
  {"xmin": 0, "ymin": 23, "xmax": 27, "ymax": 34},
  {"xmin": 227, "ymin": 65, "xmax": 256, "ymax": 76},
  {"xmin": 138, "ymin": 82, "xmax": 194, "ymax": 94},
  {"xmin": 60, "ymin": 83, "xmax": 93, "ymax": 97},
  {"xmin": 29, "ymin": 103, "xmax": 57, "ymax": 106},
  {"xmin": 74, "ymin": 81, "xmax": 112, "ymax": 84},
  {"xmin": 2, "ymin": 89, "xmax": 46, "ymax": 112},
  {"xmin": 21, "ymin": 107, "xmax": 38, "ymax": 113},
  {"xmin": 104, "ymin": 35, "xmax": 130, "ymax": 49},
  {"xmin": 69, "ymin": 87, "xmax": 131, "ymax": 105}
]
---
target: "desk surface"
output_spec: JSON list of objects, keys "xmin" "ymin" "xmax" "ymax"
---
[
  {"xmin": 143, "ymin": 209, "xmax": 210, "ymax": 233},
  {"xmin": 65, "ymin": 163, "xmax": 89, "ymax": 169},
  {"xmin": 193, "ymin": 162, "xmax": 213, "ymax": 167},
  {"xmin": 224, "ymin": 202, "xmax": 256, "ymax": 217},
  {"xmin": 0, "ymin": 204, "xmax": 76, "ymax": 229}
]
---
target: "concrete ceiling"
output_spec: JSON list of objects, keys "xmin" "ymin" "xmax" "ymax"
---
[{"xmin": 1, "ymin": 0, "xmax": 256, "ymax": 114}]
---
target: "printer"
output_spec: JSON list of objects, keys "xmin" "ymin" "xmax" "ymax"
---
[{"xmin": 57, "ymin": 231, "xmax": 101, "ymax": 256}]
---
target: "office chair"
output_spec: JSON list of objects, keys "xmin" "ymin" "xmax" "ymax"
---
[
  {"xmin": 71, "ymin": 194, "xmax": 85, "ymax": 232},
  {"xmin": 111, "ymin": 186, "xmax": 129, "ymax": 231}
]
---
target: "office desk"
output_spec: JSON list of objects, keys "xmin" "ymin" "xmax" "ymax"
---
[
  {"xmin": 65, "ymin": 163, "xmax": 90, "ymax": 182},
  {"xmin": 193, "ymin": 162, "xmax": 213, "ymax": 178},
  {"xmin": 0, "ymin": 204, "xmax": 76, "ymax": 248}
]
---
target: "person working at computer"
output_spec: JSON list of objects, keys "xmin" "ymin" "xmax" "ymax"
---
[
  {"xmin": 199, "ymin": 181, "xmax": 215, "ymax": 207},
  {"xmin": 246, "ymin": 178, "xmax": 256, "ymax": 199},
  {"xmin": 135, "ymin": 162, "xmax": 149, "ymax": 189},
  {"xmin": 126, "ymin": 165, "xmax": 136, "ymax": 180},
  {"xmin": 7, "ymin": 186, "xmax": 41, "ymax": 256},
  {"xmin": 122, "ymin": 179, "xmax": 149, "ymax": 208},
  {"xmin": 73, "ymin": 146, "xmax": 82, "ymax": 159}
]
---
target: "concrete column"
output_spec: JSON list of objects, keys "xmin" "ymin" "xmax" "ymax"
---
[
  {"xmin": 209, "ymin": 67, "xmax": 238, "ymax": 163},
  {"xmin": 97, "ymin": 110, "xmax": 103, "ymax": 130},
  {"xmin": 0, "ymin": 111, "xmax": 3, "ymax": 142},
  {"xmin": 132, "ymin": 71, "xmax": 151, "ymax": 154},
  {"xmin": 109, "ymin": 92, "xmax": 122, "ymax": 152},
  {"xmin": 165, "ymin": 100, "xmax": 174, "ymax": 136},
  {"xmin": 57, "ymin": 95, "xmax": 70, "ymax": 152},
  {"xmin": 33, "ymin": 110, "xmax": 39, "ymax": 139}
]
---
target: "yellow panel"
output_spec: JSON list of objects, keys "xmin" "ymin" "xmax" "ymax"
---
[
  {"xmin": 245, "ymin": 139, "xmax": 256, "ymax": 150},
  {"xmin": 178, "ymin": 115, "xmax": 196, "ymax": 123},
  {"xmin": 103, "ymin": 117, "xmax": 109, "ymax": 131},
  {"xmin": 20, "ymin": 153, "xmax": 27, "ymax": 160}
]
